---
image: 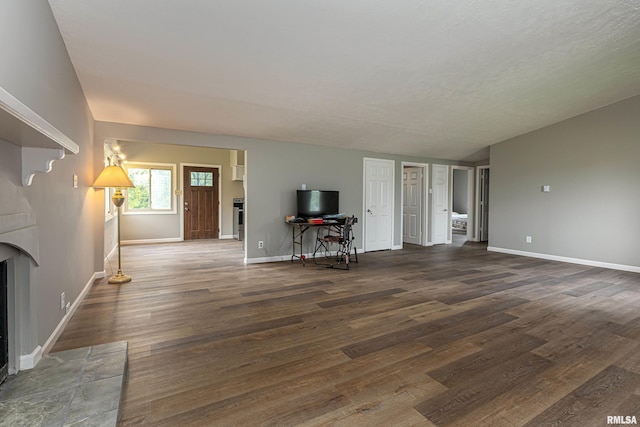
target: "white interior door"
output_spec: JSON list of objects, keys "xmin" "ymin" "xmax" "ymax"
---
[
  {"xmin": 432, "ymin": 164, "xmax": 449, "ymax": 244},
  {"xmin": 403, "ymin": 167, "xmax": 422, "ymax": 245},
  {"xmin": 364, "ymin": 158, "xmax": 394, "ymax": 252}
]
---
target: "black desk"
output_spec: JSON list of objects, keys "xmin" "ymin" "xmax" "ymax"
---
[{"xmin": 288, "ymin": 219, "xmax": 355, "ymax": 266}]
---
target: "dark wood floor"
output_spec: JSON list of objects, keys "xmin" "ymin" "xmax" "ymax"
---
[{"xmin": 53, "ymin": 239, "xmax": 640, "ymax": 426}]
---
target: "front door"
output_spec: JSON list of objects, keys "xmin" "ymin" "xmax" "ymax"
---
[
  {"xmin": 183, "ymin": 166, "xmax": 219, "ymax": 240},
  {"xmin": 432, "ymin": 164, "xmax": 449, "ymax": 244},
  {"xmin": 364, "ymin": 158, "xmax": 394, "ymax": 252},
  {"xmin": 403, "ymin": 167, "xmax": 422, "ymax": 245}
]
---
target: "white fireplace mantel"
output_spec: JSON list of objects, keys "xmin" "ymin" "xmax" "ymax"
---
[{"xmin": 0, "ymin": 87, "xmax": 79, "ymax": 187}]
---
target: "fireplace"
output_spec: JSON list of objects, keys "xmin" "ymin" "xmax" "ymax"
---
[
  {"xmin": 1, "ymin": 173, "xmax": 42, "ymax": 374},
  {"xmin": 1, "ymin": 260, "xmax": 7, "ymax": 384}
]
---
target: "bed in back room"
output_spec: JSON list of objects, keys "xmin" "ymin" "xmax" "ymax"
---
[{"xmin": 452, "ymin": 212, "xmax": 467, "ymax": 231}]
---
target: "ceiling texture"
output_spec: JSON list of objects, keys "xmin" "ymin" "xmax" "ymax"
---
[{"xmin": 48, "ymin": 0, "xmax": 640, "ymax": 161}]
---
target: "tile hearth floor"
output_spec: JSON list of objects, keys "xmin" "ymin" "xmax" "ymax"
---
[{"xmin": 0, "ymin": 341, "xmax": 127, "ymax": 427}]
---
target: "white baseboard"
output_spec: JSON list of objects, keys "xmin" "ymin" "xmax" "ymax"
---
[
  {"xmin": 38, "ymin": 270, "xmax": 101, "ymax": 362},
  {"xmin": 246, "ymin": 254, "xmax": 295, "ymax": 264},
  {"xmin": 392, "ymin": 244, "xmax": 403, "ymax": 250},
  {"xmin": 487, "ymin": 246, "xmax": 640, "ymax": 273},
  {"xmin": 121, "ymin": 237, "xmax": 183, "ymax": 245},
  {"xmin": 219, "ymin": 234, "xmax": 234, "ymax": 239},
  {"xmin": 19, "ymin": 345, "xmax": 42, "ymax": 370}
]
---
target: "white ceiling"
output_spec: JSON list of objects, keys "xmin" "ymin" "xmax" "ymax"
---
[{"xmin": 48, "ymin": 0, "xmax": 640, "ymax": 161}]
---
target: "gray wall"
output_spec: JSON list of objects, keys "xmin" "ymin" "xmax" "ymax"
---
[
  {"xmin": 453, "ymin": 169, "xmax": 468, "ymax": 214},
  {"xmin": 489, "ymin": 94, "xmax": 640, "ymax": 268},
  {"xmin": 0, "ymin": 0, "xmax": 97, "ymax": 347},
  {"xmin": 115, "ymin": 141, "xmax": 244, "ymax": 241},
  {"xmin": 94, "ymin": 121, "xmax": 468, "ymax": 260}
]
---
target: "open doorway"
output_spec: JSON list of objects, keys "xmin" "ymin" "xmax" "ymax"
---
[
  {"xmin": 451, "ymin": 166, "xmax": 474, "ymax": 246},
  {"xmin": 102, "ymin": 141, "xmax": 246, "ymax": 266},
  {"xmin": 401, "ymin": 163, "xmax": 428, "ymax": 246}
]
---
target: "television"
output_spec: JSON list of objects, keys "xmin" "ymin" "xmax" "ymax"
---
[{"xmin": 297, "ymin": 190, "xmax": 339, "ymax": 218}]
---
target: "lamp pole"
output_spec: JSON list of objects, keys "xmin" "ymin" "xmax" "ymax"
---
[{"xmin": 109, "ymin": 188, "xmax": 131, "ymax": 284}]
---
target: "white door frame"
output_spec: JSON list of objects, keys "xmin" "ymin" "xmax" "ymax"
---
[
  {"xmin": 450, "ymin": 165, "xmax": 475, "ymax": 242},
  {"xmin": 475, "ymin": 165, "xmax": 490, "ymax": 242},
  {"xmin": 401, "ymin": 162, "xmax": 429, "ymax": 247},
  {"xmin": 363, "ymin": 157, "xmax": 395, "ymax": 252}
]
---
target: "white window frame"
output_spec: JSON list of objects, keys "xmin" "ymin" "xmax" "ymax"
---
[
  {"xmin": 105, "ymin": 186, "xmax": 116, "ymax": 221},
  {"xmin": 124, "ymin": 162, "xmax": 177, "ymax": 215},
  {"xmin": 102, "ymin": 144, "xmax": 117, "ymax": 222}
]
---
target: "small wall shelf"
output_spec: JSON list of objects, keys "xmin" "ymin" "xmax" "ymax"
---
[{"xmin": 0, "ymin": 87, "xmax": 79, "ymax": 186}]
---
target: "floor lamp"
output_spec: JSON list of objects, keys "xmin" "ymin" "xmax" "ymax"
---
[{"xmin": 93, "ymin": 165, "xmax": 135, "ymax": 284}]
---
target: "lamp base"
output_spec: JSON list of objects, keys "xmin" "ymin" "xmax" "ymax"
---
[{"xmin": 108, "ymin": 272, "xmax": 132, "ymax": 284}]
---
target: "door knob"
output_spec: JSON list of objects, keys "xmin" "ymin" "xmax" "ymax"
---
[
  {"xmin": 185, "ymin": 207, "xmax": 189, "ymax": 211},
  {"xmin": 367, "ymin": 208, "xmax": 373, "ymax": 214}
]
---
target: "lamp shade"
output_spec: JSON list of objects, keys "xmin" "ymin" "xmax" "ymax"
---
[{"xmin": 93, "ymin": 165, "xmax": 135, "ymax": 188}]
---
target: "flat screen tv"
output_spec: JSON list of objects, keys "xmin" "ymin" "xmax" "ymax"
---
[{"xmin": 297, "ymin": 190, "xmax": 339, "ymax": 218}]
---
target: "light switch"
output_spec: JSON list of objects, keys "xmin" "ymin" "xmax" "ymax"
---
[
  {"xmin": 542, "ymin": 185, "xmax": 550, "ymax": 193},
  {"xmin": 73, "ymin": 174, "xmax": 78, "ymax": 188}
]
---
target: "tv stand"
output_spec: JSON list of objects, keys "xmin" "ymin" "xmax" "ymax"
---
[{"xmin": 288, "ymin": 218, "xmax": 357, "ymax": 266}]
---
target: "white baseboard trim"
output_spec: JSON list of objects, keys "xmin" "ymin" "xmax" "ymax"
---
[
  {"xmin": 392, "ymin": 245, "xmax": 403, "ymax": 250},
  {"xmin": 219, "ymin": 234, "xmax": 234, "ymax": 239},
  {"xmin": 38, "ymin": 271, "xmax": 101, "ymax": 363},
  {"xmin": 19, "ymin": 345, "xmax": 42, "ymax": 370},
  {"xmin": 487, "ymin": 246, "xmax": 640, "ymax": 273},
  {"xmin": 122, "ymin": 237, "xmax": 183, "ymax": 245},
  {"xmin": 246, "ymin": 254, "xmax": 295, "ymax": 264}
]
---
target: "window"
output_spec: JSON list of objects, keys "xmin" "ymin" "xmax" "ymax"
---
[
  {"xmin": 105, "ymin": 187, "xmax": 116, "ymax": 219},
  {"xmin": 190, "ymin": 171, "xmax": 214, "ymax": 187},
  {"xmin": 124, "ymin": 163, "xmax": 176, "ymax": 214}
]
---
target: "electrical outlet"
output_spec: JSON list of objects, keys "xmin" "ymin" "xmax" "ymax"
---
[
  {"xmin": 65, "ymin": 302, "xmax": 71, "ymax": 314},
  {"xmin": 525, "ymin": 235, "xmax": 532, "ymax": 244},
  {"xmin": 258, "ymin": 241, "xmax": 264, "ymax": 249},
  {"xmin": 60, "ymin": 292, "xmax": 65, "ymax": 310}
]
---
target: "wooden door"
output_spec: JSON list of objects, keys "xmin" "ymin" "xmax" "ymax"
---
[
  {"xmin": 364, "ymin": 158, "xmax": 394, "ymax": 252},
  {"xmin": 183, "ymin": 166, "xmax": 219, "ymax": 240}
]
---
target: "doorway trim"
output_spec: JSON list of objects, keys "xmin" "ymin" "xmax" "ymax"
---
[
  {"xmin": 450, "ymin": 165, "xmax": 475, "ymax": 242},
  {"xmin": 400, "ymin": 162, "xmax": 429, "ymax": 247},
  {"xmin": 180, "ymin": 163, "xmax": 222, "ymax": 241},
  {"xmin": 475, "ymin": 165, "xmax": 490, "ymax": 242}
]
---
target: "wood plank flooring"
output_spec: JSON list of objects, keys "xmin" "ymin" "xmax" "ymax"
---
[{"xmin": 52, "ymin": 240, "xmax": 640, "ymax": 426}]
